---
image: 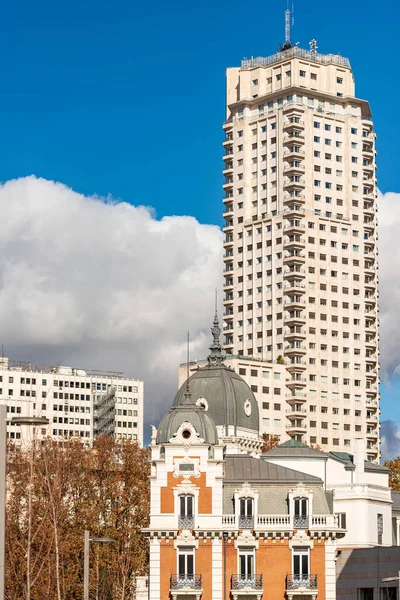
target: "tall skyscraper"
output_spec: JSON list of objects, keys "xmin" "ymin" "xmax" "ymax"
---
[{"xmin": 222, "ymin": 30, "xmax": 379, "ymax": 459}]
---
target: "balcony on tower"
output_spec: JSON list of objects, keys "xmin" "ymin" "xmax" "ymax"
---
[
  {"xmin": 284, "ymin": 281, "xmax": 306, "ymax": 295},
  {"xmin": 285, "ymin": 328, "xmax": 306, "ymax": 343},
  {"xmin": 231, "ymin": 575, "xmax": 263, "ymax": 600},
  {"xmin": 284, "ymin": 297, "xmax": 306, "ymax": 311},
  {"xmin": 283, "ymin": 162, "xmax": 306, "ymax": 176},
  {"xmin": 284, "ymin": 147, "xmax": 306, "ymax": 160},
  {"xmin": 283, "ymin": 131, "xmax": 305, "ymax": 145},
  {"xmin": 284, "ymin": 342, "xmax": 307, "ymax": 358},
  {"xmin": 285, "ymin": 312, "xmax": 307, "ymax": 327},
  {"xmin": 284, "ymin": 235, "xmax": 305, "ymax": 251},
  {"xmin": 285, "ymin": 390, "xmax": 307, "ymax": 404},
  {"xmin": 284, "ymin": 266, "xmax": 306, "ymax": 281},
  {"xmin": 286, "ymin": 406, "xmax": 307, "ymax": 419},
  {"xmin": 286, "ymin": 420, "xmax": 307, "ymax": 435},
  {"xmin": 284, "ymin": 206, "xmax": 306, "ymax": 220},
  {"xmin": 283, "ymin": 177, "xmax": 306, "ymax": 192},
  {"xmin": 284, "ymin": 193, "xmax": 305, "ymax": 205},
  {"xmin": 283, "ymin": 250, "xmax": 305, "ymax": 266},
  {"xmin": 283, "ymin": 221, "xmax": 306, "ymax": 234},
  {"xmin": 283, "ymin": 117, "xmax": 305, "ymax": 131}
]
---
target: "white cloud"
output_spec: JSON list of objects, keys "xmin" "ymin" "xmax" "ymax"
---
[
  {"xmin": 378, "ymin": 190, "xmax": 400, "ymax": 379},
  {"xmin": 380, "ymin": 420, "xmax": 400, "ymax": 462},
  {"xmin": 2, "ymin": 179, "xmax": 400, "ymax": 452},
  {"xmin": 0, "ymin": 176, "xmax": 223, "ymax": 432}
]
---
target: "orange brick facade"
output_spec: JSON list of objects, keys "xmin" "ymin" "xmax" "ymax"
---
[{"xmin": 160, "ymin": 466, "xmax": 212, "ymax": 515}]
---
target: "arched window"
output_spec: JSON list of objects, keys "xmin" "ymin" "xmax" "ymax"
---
[
  {"xmin": 179, "ymin": 495, "xmax": 194, "ymax": 529},
  {"xmin": 239, "ymin": 497, "xmax": 254, "ymax": 529},
  {"xmin": 293, "ymin": 497, "xmax": 308, "ymax": 529}
]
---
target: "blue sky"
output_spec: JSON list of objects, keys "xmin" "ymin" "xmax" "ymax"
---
[
  {"xmin": 0, "ymin": 0, "xmax": 399, "ymax": 452},
  {"xmin": 0, "ymin": 0, "xmax": 398, "ymax": 226}
]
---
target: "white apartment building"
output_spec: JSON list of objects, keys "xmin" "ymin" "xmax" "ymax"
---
[
  {"xmin": 222, "ymin": 41, "xmax": 379, "ymax": 460},
  {"xmin": 0, "ymin": 357, "xmax": 144, "ymax": 445}
]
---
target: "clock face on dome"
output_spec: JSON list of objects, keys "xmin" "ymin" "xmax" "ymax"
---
[{"xmin": 244, "ymin": 398, "xmax": 252, "ymax": 417}]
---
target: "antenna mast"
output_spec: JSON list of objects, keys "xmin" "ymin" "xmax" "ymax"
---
[
  {"xmin": 279, "ymin": 2, "xmax": 295, "ymax": 52},
  {"xmin": 285, "ymin": 7, "xmax": 291, "ymax": 45}
]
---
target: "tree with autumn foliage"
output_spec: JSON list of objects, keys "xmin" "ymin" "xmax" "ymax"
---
[
  {"xmin": 5, "ymin": 436, "xmax": 149, "ymax": 600},
  {"xmin": 261, "ymin": 433, "xmax": 280, "ymax": 453},
  {"xmin": 383, "ymin": 456, "xmax": 400, "ymax": 491}
]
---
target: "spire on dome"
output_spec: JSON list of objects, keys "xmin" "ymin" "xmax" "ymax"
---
[{"xmin": 208, "ymin": 292, "xmax": 224, "ymax": 365}]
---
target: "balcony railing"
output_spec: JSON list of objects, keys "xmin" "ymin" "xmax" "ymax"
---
[
  {"xmin": 293, "ymin": 516, "xmax": 309, "ymax": 528},
  {"xmin": 232, "ymin": 575, "xmax": 263, "ymax": 590},
  {"xmin": 286, "ymin": 574, "xmax": 318, "ymax": 590},
  {"xmin": 178, "ymin": 515, "xmax": 194, "ymax": 529},
  {"xmin": 239, "ymin": 516, "xmax": 254, "ymax": 529},
  {"xmin": 222, "ymin": 514, "xmax": 338, "ymax": 530},
  {"xmin": 170, "ymin": 575, "xmax": 202, "ymax": 590}
]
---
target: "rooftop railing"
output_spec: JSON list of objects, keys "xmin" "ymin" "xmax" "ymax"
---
[{"xmin": 241, "ymin": 47, "xmax": 350, "ymax": 69}]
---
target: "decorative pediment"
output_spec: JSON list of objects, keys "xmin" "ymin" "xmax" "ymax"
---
[
  {"xmin": 289, "ymin": 481, "xmax": 311, "ymax": 498},
  {"xmin": 174, "ymin": 529, "xmax": 199, "ymax": 549},
  {"xmin": 169, "ymin": 421, "xmax": 204, "ymax": 446},
  {"xmin": 288, "ymin": 529, "xmax": 314, "ymax": 549},
  {"xmin": 234, "ymin": 481, "xmax": 258, "ymax": 499},
  {"xmin": 234, "ymin": 529, "xmax": 259, "ymax": 549},
  {"xmin": 173, "ymin": 455, "xmax": 201, "ymax": 480}
]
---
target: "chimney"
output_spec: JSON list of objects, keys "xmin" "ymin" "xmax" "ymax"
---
[{"xmin": 353, "ymin": 438, "xmax": 366, "ymax": 481}]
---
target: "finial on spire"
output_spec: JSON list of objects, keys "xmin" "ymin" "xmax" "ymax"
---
[
  {"xmin": 185, "ymin": 330, "xmax": 191, "ymax": 398},
  {"xmin": 207, "ymin": 296, "xmax": 225, "ymax": 366}
]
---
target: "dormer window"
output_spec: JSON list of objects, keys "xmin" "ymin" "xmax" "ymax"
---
[
  {"xmin": 179, "ymin": 495, "xmax": 194, "ymax": 529},
  {"xmin": 239, "ymin": 498, "xmax": 254, "ymax": 529},
  {"xmin": 294, "ymin": 497, "xmax": 308, "ymax": 529}
]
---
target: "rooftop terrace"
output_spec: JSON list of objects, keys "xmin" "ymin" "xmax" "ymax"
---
[{"xmin": 241, "ymin": 47, "xmax": 351, "ymax": 71}]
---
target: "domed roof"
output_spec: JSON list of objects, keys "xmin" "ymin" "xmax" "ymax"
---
[
  {"xmin": 156, "ymin": 392, "xmax": 218, "ymax": 445},
  {"xmin": 173, "ymin": 312, "xmax": 259, "ymax": 435}
]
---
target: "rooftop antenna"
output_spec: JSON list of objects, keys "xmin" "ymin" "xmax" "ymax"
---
[
  {"xmin": 279, "ymin": 2, "xmax": 295, "ymax": 52},
  {"xmin": 309, "ymin": 38, "xmax": 318, "ymax": 54}
]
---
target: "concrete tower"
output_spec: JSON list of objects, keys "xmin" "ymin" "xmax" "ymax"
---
[{"xmin": 222, "ymin": 34, "xmax": 379, "ymax": 459}]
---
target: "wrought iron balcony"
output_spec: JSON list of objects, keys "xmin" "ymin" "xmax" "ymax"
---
[
  {"xmin": 239, "ymin": 515, "xmax": 254, "ymax": 529},
  {"xmin": 293, "ymin": 515, "xmax": 309, "ymax": 529},
  {"xmin": 286, "ymin": 574, "xmax": 318, "ymax": 591},
  {"xmin": 232, "ymin": 574, "xmax": 263, "ymax": 590},
  {"xmin": 170, "ymin": 575, "xmax": 202, "ymax": 590},
  {"xmin": 178, "ymin": 515, "xmax": 194, "ymax": 529}
]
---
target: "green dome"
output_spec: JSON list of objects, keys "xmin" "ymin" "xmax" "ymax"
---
[
  {"xmin": 173, "ymin": 313, "xmax": 259, "ymax": 436},
  {"xmin": 156, "ymin": 397, "xmax": 218, "ymax": 445}
]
